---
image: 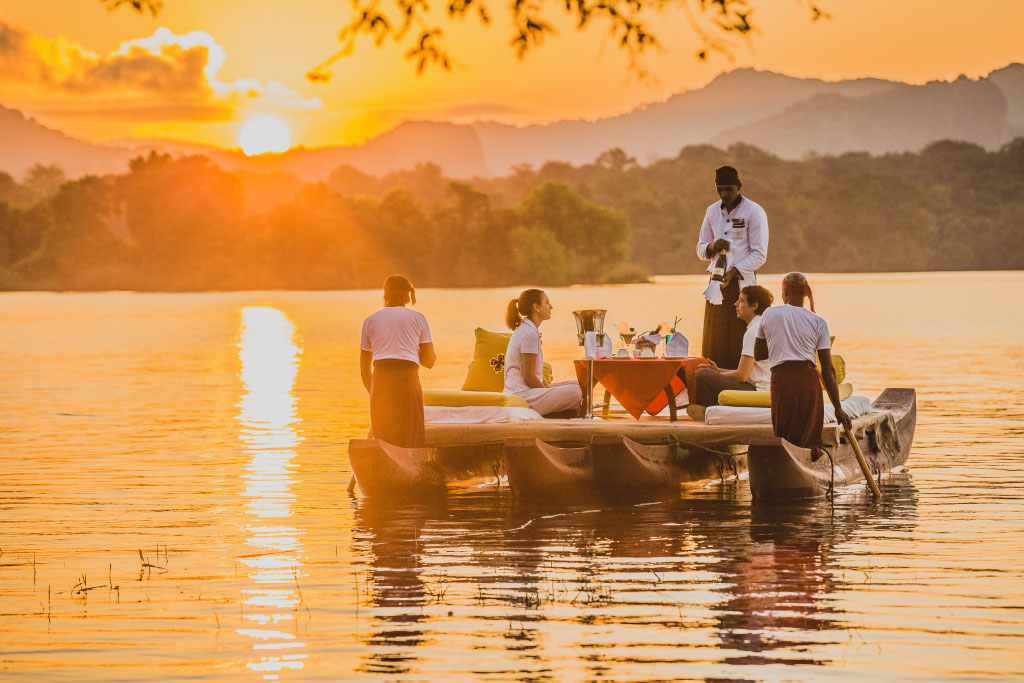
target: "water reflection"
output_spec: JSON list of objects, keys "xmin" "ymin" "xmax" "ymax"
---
[
  {"xmin": 715, "ymin": 477, "xmax": 919, "ymax": 667},
  {"xmin": 236, "ymin": 306, "xmax": 307, "ymax": 678},
  {"xmin": 353, "ymin": 500, "xmax": 437, "ymax": 675},
  {"xmin": 351, "ymin": 479, "xmax": 920, "ymax": 678}
]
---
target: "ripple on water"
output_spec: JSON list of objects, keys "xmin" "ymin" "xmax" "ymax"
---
[{"xmin": 2, "ymin": 276, "xmax": 1024, "ymax": 680}]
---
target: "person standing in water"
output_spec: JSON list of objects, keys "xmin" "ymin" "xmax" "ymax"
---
[
  {"xmin": 696, "ymin": 165, "xmax": 769, "ymax": 368},
  {"xmin": 755, "ymin": 272, "xmax": 851, "ymax": 458},
  {"xmin": 503, "ymin": 289, "xmax": 583, "ymax": 418},
  {"xmin": 360, "ymin": 275, "xmax": 435, "ymax": 447}
]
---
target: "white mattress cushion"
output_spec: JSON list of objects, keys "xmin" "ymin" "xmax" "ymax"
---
[
  {"xmin": 704, "ymin": 395, "xmax": 873, "ymax": 426},
  {"xmin": 424, "ymin": 405, "xmax": 543, "ymax": 424}
]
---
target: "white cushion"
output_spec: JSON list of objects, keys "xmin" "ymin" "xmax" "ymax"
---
[
  {"xmin": 704, "ymin": 395, "xmax": 872, "ymax": 425},
  {"xmin": 424, "ymin": 405, "xmax": 543, "ymax": 424}
]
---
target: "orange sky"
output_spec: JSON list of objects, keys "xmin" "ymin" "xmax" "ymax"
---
[{"xmin": 0, "ymin": 0, "xmax": 1020, "ymax": 150}]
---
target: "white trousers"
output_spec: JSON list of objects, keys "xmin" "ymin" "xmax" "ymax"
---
[{"xmin": 513, "ymin": 381, "xmax": 582, "ymax": 417}]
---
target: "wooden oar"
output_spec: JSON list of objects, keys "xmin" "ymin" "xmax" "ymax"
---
[{"xmin": 844, "ymin": 425, "xmax": 881, "ymax": 499}]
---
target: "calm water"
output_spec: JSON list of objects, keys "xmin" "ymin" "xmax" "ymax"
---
[{"xmin": 2, "ymin": 272, "xmax": 1023, "ymax": 681}]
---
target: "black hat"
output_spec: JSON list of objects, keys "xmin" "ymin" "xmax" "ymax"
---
[{"xmin": 715, "ymin": 165, "xmax": 740, "ymax": 185}]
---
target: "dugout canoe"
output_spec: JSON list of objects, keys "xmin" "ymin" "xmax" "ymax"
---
[
  {"xmin": 349, "ymin": 438, "xmax": 503, "ymax": 498},
  {"xmin": 503, "ymin": 435, "xmax": 747, "ymax": 503},
  {"xmin": 747, "ymin": 388, "xmax": 916, "ymax": 499},
  {"xmin": 503, "ymin": 438, "xmax": 598, "ymax": 503},
  {"xmin": 591, "ymin": 435, "xmax": 747, "ymax": 500}
]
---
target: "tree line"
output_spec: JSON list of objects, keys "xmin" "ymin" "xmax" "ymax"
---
[
  {"xmin": 0, "ymin": 153, "xmax": 633, "ymax": 291},
  {"xmin": 1, "ymin": 137, "xmax": 1022, "ymax": 291}
]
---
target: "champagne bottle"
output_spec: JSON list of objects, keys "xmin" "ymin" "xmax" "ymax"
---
[{"xmin": 711, "ymin": 253, "xmax": 727, "ymax": 282}]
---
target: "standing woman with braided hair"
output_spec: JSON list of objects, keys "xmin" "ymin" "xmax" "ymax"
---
[
  {"xmin": 360, "ymin": 275, "xmax": 436, "ymax": 447},
  {"xmin": 754, "ymin": 272, "xmax": 851, "ymax": 459},
  {"xmin": 503, "ymin": 289, "xmax": 583, "ymax": 418}
]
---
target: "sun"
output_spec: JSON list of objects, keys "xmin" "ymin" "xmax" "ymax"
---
[{"xmin": 238, "ymin": 116, "xmax": 292, "ymax": 156}]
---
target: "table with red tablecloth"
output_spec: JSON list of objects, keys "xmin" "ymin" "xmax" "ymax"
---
[{"xmin": 573, "ymin": 357, "xmax": 707, "ymax": 420}]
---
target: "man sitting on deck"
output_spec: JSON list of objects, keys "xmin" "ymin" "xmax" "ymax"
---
[
  {"xmin": 692, "ymin": 284, "xmax": 774, "ymax": 408},
  {"xmin": 754, "ymin": 273, "xmax": 851, "ymax": 459}
]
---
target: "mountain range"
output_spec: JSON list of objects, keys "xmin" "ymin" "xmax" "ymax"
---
[{"xmin": 2, "ymin": 63, "xmax": 1021, "ymax": 181}]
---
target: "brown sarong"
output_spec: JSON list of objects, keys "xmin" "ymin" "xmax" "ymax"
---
[
  {"xmin": 700, "ymin": 277, "xmax": 745, "ymax": 369},
  {"xmin": 769, "ymin": 363, "xmax": 823, "ymax": 450},
  {"xmin": 370, "ymin": 359, "xmax": 425, "ymax": 448}
]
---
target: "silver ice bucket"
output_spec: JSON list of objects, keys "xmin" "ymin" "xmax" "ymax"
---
[{"xmin": 572, "ymin": 309, "xmax": 606, "ymax": 347}]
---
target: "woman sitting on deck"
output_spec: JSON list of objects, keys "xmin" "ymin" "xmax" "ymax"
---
[
  {"xmin": 693, "ymin": 285, "xmax": 774, "ymax": 407},
  {"xmin": 503, "ymin": 289, "xmax": 583, "ymax": 418},
  {"xmin": 360, "ymin": 275, "xmax": 436, "ymax": 447}
]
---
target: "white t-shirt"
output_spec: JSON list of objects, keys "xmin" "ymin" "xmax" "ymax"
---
[
  {"xmin": 741, "ymin": 315, "xmax": 771, "ymax": 390},
  {"xmin": 756, "ymin": 304, "xmax": 830, "ymax": 369},
  {"xmin": 503, "ymin": 319, "xmax": 542, "ymax": 394},
  {"xmin": 360, "ymin": 306, "xmax": 432, "ymax": 363}
]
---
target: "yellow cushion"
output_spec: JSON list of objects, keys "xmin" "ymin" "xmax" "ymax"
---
[
  {"xmin": 461, "ymin": 327, "xmax": 552, "ymax": 391},
  {"xmin": 817, "ymin": 354, "xmax": 846, "ymax": 387},
  {"xmin": 462, "ymin": 328, "xmax": 512, "ymax": 391},
  {"xmin": 423, "ymin": 389, "xmax": 530, "ymax": 408},
  {"xmin": 718, "ymin": 382, "xmax": 853, "ymax": 407}
]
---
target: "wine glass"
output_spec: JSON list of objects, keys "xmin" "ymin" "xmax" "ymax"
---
[{"xmin": 619, "ymin": 326, "xmax": 635, "ymax": 355}]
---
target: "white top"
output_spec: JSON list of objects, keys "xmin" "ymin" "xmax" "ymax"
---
[
  {"xmin": 360, "ymin": 306, "xmax": 432, "ymax": 363},
  {"xmin": 741, "ymin": 315, "xmax": 771, "ymax": 390},
  {"xmin": 696, "ymin": 196, "xmax": 769, "ymax": 287},
  {"xmin": 503, "ymin": 319, "xmax": 542, "ymax": 394},
  {"xmin": 757, "ymin": 304, "xmax": 830, "ymax": 369}
]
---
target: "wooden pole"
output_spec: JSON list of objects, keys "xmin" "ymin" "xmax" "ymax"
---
[{"xmin": 845, "ymin": 426, "xmax": 881, "ymax": 499}]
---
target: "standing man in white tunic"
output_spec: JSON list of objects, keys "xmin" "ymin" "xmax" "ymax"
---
[{"xmin": 696, "ymin": 166, "xmax": 769, "ymax": 369}]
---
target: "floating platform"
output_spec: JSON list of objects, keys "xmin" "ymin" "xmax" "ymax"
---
[{"xmin": 349, "ymin": 388, "xmax": 915, "ymax": 502}]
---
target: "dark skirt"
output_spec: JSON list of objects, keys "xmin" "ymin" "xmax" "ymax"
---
[
  {"xmin": 769, "ymin": 363, "xmax": 824, "ymax": 450},
  {"xmin": 370, "ymin": 359, "xmax": 426, "ymax": 448},
  {"xmin": 701, "ymin": 277, "xmax": 746, "ymax": 369}
]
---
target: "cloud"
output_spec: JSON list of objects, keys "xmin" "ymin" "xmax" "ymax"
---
[{"xmin": 0, "ymin": 22, "xmax": 321, "ymax": 116}]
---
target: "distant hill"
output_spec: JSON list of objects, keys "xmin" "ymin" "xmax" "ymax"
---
[
  {"xmin": 987, "ymin": 63, "xmax": 1024, "ymax": 137},
  {"xmin": 712, "ymin": 75, "xmax": 1010, "ymax": 157},
  {"xmin": 0, "ymin": 110, "xmax": 491, "ymax": 181},
  {"xmin": 0, "ymin": 106, "xmax": 133, "ymax": 179},
  {"xmin": 469, "ymin": 68, "xmax": 897, "ymax": 172},
  {"xmin": 2, "ymin": 64, "xmax": 1021, "ymax": 180},
  {"xmin": 226, "ymin": 121, "xmax": 489, "ymax": 179}
]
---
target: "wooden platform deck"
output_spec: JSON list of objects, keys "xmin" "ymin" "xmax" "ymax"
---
[{"xmin": 425, "ymin": 416, "xmax": 775, "ymax": 451}]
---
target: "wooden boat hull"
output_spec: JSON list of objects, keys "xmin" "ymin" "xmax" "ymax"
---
[
  {"xmin": 349, "ymin": 439, "xmax": 504, "ymax": 497},
  {"xmin": 503, "ymin": 438, "xmax": 597, "ymax": 502},
  {"xmin": 591, "ymin": 435, "xmax": 747, "ymax": 500},
  {"xmin": 747, "ymin": 388, "xmax": 917, "ymax": 499},
  {"xmin": 504, "ymin": 435, "xmax": 747, "ymax": 503}
]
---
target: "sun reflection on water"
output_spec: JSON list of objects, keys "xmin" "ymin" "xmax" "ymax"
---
[{"xmin": 236, "ymin": 306, "xmax": 307, "ymax": 678}]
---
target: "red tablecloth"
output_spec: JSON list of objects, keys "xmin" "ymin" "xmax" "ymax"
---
[
  {"xmin": 574, "ymin": 357, "xmax": 707, "ymax": 420},
  {"xmin": 645, "ymin": 357, "xmax": 706, "ymax": 415}
]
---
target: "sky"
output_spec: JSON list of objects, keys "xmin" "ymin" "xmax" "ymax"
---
[{"xmin": 0, "ymin": 0, "xmax": 1021, "ymax": 151}]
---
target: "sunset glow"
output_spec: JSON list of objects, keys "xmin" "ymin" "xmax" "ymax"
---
[
  {"xmin": 2, "ymin": 0, "xmax": 1024, "ymax": 677},
  {"xmin": 238, "ymin": 116, "xmax": 292, "ymax": 155},
  {"xmin": 0, "ymin": 1, "xmax": 1020, "ymax": 149}
]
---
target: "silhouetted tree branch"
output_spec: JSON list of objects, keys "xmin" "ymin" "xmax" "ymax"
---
[
  {"xmin": 103, "ymin": 0, "xmax": 162, "ymax": 16},
  {"xmin": 105, "ymin": 0, "xmax": 828, "ymax": 79}
]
